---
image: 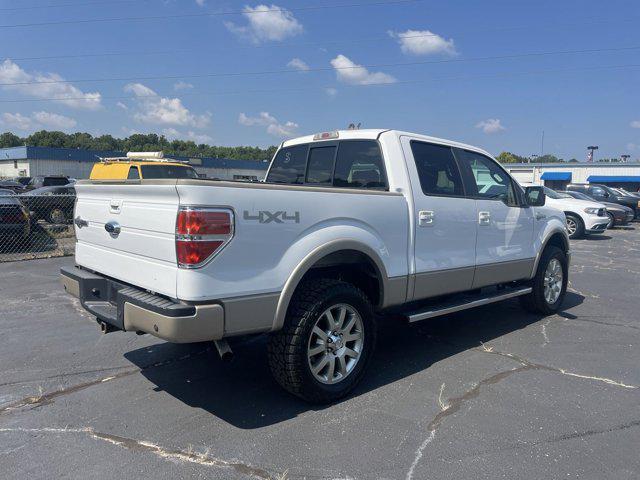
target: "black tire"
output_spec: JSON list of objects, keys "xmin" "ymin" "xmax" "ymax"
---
[
  {"xmin": 268, "ymin": 278, "xmax": 376, "ymax": 404},
  {"xmin": 48, "ymin": 208, "xmax": 66, "ymax": 224},
  {"xmin": 565, "ymin": 214, "xmax": 584, "ymax": 239},
  {"xmin": 606, "ymin": 212, "xmax": 615, "ymax": 229},
  {"xmin": 519, "ymin": 246, "xmax": 568, "ymax": 315}
]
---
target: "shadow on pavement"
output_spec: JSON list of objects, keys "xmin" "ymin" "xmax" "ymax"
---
[{"xmin": 124, "ymin": 292, "xmax": 584, "ymax": 429}]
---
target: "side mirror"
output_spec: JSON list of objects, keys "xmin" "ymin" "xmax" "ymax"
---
[{"xmin": 525, "ymin": 186, "xmax": 545, "ymax": 206}]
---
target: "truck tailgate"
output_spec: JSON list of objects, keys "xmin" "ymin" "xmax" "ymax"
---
[{"xmin": 74, "ymin": 182, "xmax": 179, "ymax": 298}]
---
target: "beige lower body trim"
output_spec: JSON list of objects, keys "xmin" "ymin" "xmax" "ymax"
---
[
  {"xmin": 413, "ymin": 266, "xmax": 475, "ymax": 301},
  {"xmin": 472, "ymin": 258, "xmax": 535, "ymax": 289},
  {"xmin": 60, "ymin": 274, "xmax": 80, "ymax": 298},
  {"xmin": 123, "ymin": 302, "xmax": 224, "ymax": 343}
]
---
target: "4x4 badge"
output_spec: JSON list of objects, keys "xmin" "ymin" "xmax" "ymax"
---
[{"xmin": 243, "ymin": 210, "xmax": 300, "ymax": 224}]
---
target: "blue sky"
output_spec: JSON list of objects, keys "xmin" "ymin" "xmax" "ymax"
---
[{"xmin": 1, "ymin": 0, "xmax": 639, "ymax": 160}]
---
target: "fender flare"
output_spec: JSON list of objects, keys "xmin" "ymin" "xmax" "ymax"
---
[
  {"xmin": 272, "ymin": 239, "xmax": 390, "ymax": 331},
  {"xmin": 530, "ymin": 227, "xmax": 570, "ymax": 277}
]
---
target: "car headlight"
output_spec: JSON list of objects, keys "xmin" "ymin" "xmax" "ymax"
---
[{"xmin": 584, "ymin": 207, "xmax": 599, "ymax": 214}]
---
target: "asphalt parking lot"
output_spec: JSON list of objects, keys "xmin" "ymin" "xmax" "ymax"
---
[{"xmin": 1, "ymin": 228, "xmax": 639, "ymax": 480}]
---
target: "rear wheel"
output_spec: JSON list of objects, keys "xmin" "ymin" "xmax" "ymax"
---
[
  {"xmin": 48, "ymin": 208, "xmax": 66, "ymax": 224},
  {"xmin": 520, "ymin": 246, "xmax": 568, "ymax": 314},
  {"xmin": 268, "ymin": 278, "xmax": 376, "ymax": 404},
  {"xmin": 565, "ymin": 214, "xmax": 584, "ymax": 239}
]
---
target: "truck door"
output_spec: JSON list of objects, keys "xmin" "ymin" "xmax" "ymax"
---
[
  {"xmin": 400, "ymin": 137, "xmax": 478, "ymax": 300},
  {"xmin": 453, "ymin": 149, "xmax": 535, "ymax": 288}
]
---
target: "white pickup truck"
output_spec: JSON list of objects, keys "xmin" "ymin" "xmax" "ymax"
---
[{"xmin": 61, "ymin": 129, "xmax": 570, "ymax": 403}]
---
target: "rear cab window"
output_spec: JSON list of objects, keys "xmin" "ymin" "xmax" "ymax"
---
[
  {"xmin": 139, "ymin": 164, "xmax": 198, "ymax": 179},
  {"xmin": 266, "ymin": 140, "xmax": 387, "ymax": 190}
]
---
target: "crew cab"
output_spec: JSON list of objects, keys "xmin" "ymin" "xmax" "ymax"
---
[{"xmin": 61, "ymin": 129, "xmax": 570, "ymax": 403}]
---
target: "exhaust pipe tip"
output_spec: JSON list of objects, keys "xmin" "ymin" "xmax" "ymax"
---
[{"xmin": 214, "ymin": 339, "xmax": 233, "ymax": 362}]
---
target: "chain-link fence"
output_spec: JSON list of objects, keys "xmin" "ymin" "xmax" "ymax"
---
[{"xmin": 0, "ymin": 191, "xmax": 75, "ymax": 262}]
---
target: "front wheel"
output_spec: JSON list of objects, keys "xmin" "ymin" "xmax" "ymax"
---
[
  {"xmin": 606, "ymin": 212, "xmax": 615, "ymax": 229},
  {"xmin": 565, "ymin": 214, "xmax": 584, "ymax": 239},
  {"xmin": 268, "ymin": 278, "xmax": 376, "ymax": 403},
  {"xmin": 520, "ymin": 246, "xmax": 568, "ymax": 314}
]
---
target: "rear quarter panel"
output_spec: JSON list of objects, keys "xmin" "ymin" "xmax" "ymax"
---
[{"xmin": 174, "ymin": 183, "xmax": 410, "ymax": 302}]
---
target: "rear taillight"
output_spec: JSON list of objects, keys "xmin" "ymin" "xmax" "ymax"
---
[{"xmin": 175, "ymin": 207, "xmax": 234, "ymax": 268}]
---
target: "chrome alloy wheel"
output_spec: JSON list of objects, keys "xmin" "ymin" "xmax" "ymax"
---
[
  {"xmin": 566, "ymin": 217, "xmax": 577, "ymax": 237},
  {"xmin": 543, "ymin": 258, "xmax": 563, "ymax": 305},
  {"xmin": 307, "ymin": 303, "xmax": 364, "ymax": 385}
]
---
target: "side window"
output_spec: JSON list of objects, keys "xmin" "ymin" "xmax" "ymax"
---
[
  {"xmin": 266, "ymin": 144, "xmax": 308, "ymax": 184},
  {"xmin": 456, "ymin": 150, "xmax": 518, "ymax": 206},
  {"xmin": 305, "ymin": 146, "xmax": 336, "ymax": 184},
  {"xmin": 410, "ymin": 141, "xmax": 463, "ymax": 196},
  {"xmin": 127, "ymin": 166, "xmax": 140, "ymax": 180},
  {"xmin": 334, "ymin": 140, "xmax": 387, "ymax": 189},
  {"xmin": 590, "ymin": 186, "xmax": 605, "ymax": 196}
]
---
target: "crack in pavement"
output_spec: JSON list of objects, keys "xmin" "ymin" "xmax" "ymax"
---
[
  {"xmin": 404, "ymin": 343, "xmax": 638, "ymax": 480},
  {"xmin": 0, "ymin": 346, "xmax": 214, "ymax": 417},
  {"xmin": 0, "ymin": 427, "xmax": 275, "ymax": 479}
]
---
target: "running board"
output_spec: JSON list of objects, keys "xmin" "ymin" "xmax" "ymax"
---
[{"xmin": 405, "ymin": 287, "xmax": 532, "ymax": 323}]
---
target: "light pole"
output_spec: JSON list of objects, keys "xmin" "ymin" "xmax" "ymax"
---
[{"xmin": 587, "ymin": 145, "xmax": 599, "ymax": 162}]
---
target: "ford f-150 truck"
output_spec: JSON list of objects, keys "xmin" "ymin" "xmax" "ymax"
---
[{"xmin": 61, "ymin": 129, "xmax": 570, "ymax": 403}]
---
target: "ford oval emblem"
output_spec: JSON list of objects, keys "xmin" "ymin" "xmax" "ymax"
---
[{"xmin": 104, "ymin": 221, "xmax": 121, "ymax": 237}]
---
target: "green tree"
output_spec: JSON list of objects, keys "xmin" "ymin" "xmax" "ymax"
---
[{"xmin": 0, "ymin": 132, "xmax": 22, "ymax": 148}]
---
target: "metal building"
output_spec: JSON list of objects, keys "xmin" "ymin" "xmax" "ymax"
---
[
  {"xmin": 0, "ymin": 146, "xmax": 269, "ymax": 181},
  {"xmin": 505, "ymin": 162, "xmax": 640, "ymax": 191}
]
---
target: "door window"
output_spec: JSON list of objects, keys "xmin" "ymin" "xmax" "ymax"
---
[
  {"xmin": 590, "ymin": 186, "xmax": 606, "ymax": 196},
  {"xmin": 266, "ymin": 144, "xmax": 309, "ymax": 184},
  {"xmin": 410, "ymin": 141, "xmax": 464, "ymax": 196},
  {"xmin": 456, "ymin": 150, "xmax": 519, "ymax": 206}
]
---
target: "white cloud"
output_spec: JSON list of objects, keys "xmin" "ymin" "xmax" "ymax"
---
[
  {"xmin": 124, "ymin": 83, "xmax": 210, "ymax": 128},
  {"xmin": 330, "ymin": 54, "xmax": 396, "ymax": 85},
  {"xmin": 1, "ymin": 112, "xmax": 32, "ymax": 130},
  {"xmin": 225, "ymin": 4, "xmax": 303, "ymax": 43},
  {"xmin": 325, "ymin": 87, "xmax": 338, "ymax": 97},
  {"xmin": 174, "ymin": 81, "xmax": 194, "ymax": 91},
  {"xmin": 476, "ymin": 118, "xmax": 506, "ymax": 134},
  {"xmin": 116, "ymin": 101, "xmax": 128, "ymax": 110},
  {"xmin": 238, "ymin": 111, "xmax": 298, "ymax": 137},
  {"xmin": 0, "ymin": 59, "xmax": 102, "ymax": 110},
  {"xmin": 1, "ymin": 110, "xmax": 77, "ymax": 131},
  {"xmin": 32, "ymin": 111, "xmax": 77, "ymax": 129},
  {"xmin": 389, "ymin": 29, "xmax": 457, "ymax": 56},
  {"xmin": 195, "ymin": 0, "xmax": 206, "ymax": 5},
  {"xmin": 162, "ymin": 127, "xmax": 213, "ymax": 144},
  {"xmin": 287, "ymin": 58, "xmax": 310, "ymax": 72},
  {"xmin": 631, "ymin": 120, "xmax": 640, "ymax": 129}
]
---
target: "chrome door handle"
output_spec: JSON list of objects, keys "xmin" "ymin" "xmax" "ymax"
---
[
  {"xmin": 418, "ymin": 210, "xmax": 435, "ymax": 226},
  {"xmin": 479, "ymin": 211, "xmax": 491, "ymax": 225}
]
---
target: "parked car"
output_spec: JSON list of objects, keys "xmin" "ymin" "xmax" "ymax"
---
[
  {"xmin": 611, "ymin": 187, "xmax": 640, "ymax": 200},
  {"xmin": 566, "ymin": 183, "xmax": 640, "ymax": 218},
  {"xmin": 0, "ymin": 179, "xmax": 26, "ymax": 193},
  {"xmin": 561, "ymin": 190, "xmax": 634, "ymax": 228},
  {"xmin": 522, "ymin": 185, "xmax": 609, "ymax": 238},
  {"xmin": 90, "ymin": 152, "xmax": 198, "ymax": 180},
  {"xmin": 62, "ymin": 129, "xmax": 570, "ymax": 403},
  {"xmin": 20, "ymin": 185, "xmax": 76, "ymax": 224},
  {"xmin": 24, "ymin": 175, "xmax": 71, "ymax": 191},
  {"xmin": 13, "ymin": 177, "xmax": 31, "ymax": 187},
  {"xmin": 0, "ymin": 188, "xmax": 30, "ymax": 241}
]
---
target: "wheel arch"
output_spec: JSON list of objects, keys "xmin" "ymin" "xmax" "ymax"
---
[
  {"xmin": 272, "ymin": 240, "xmax": 404, "ymax": 331},
  {"xmin": 530, "ymin": 228, "xmax": 570, "ymax": 278}
]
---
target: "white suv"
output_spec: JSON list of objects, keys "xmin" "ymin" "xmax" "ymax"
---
[{"xmin": 523, "ymin": 185, "xmax": 609, "ymax": 238}]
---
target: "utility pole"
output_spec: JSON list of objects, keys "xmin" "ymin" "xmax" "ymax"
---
[
  {"xmin": 541, "ymin": 131, "xmax": 545, "ymax": 156},
  {"xmin": 587, "ymin": 145, "xmax": 599, "ymax": 163}
]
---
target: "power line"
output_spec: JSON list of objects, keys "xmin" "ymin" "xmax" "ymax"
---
[
  {"xmin": 1, "ymin": 61, "xmax": 638, "ymax": 105},
  {"xmin": 0, "ymin": 0, "xmax": 423, "ymax": 29},
  {"xmin": 4, "ymin": 17, "xmax": 638, "ymax": 62},
  {"xmin": 2, "ymin": 45, "xmax": 639, "ymax": 87},
  {"xmin": 0, "ymin": 0, "xmax": 150, "ymax": 12}
]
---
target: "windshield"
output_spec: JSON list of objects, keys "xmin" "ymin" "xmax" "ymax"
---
[
  {"xmin": 568, "ymin": 191, "xmax": 594, "ymax": 201},
  {"xmin": 139, "ymin": 165, "xmax": 199, "ymax": 179},
  {"xmin": 543, "ymin": 186, "xmax": 563, "ymax": 199}
]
